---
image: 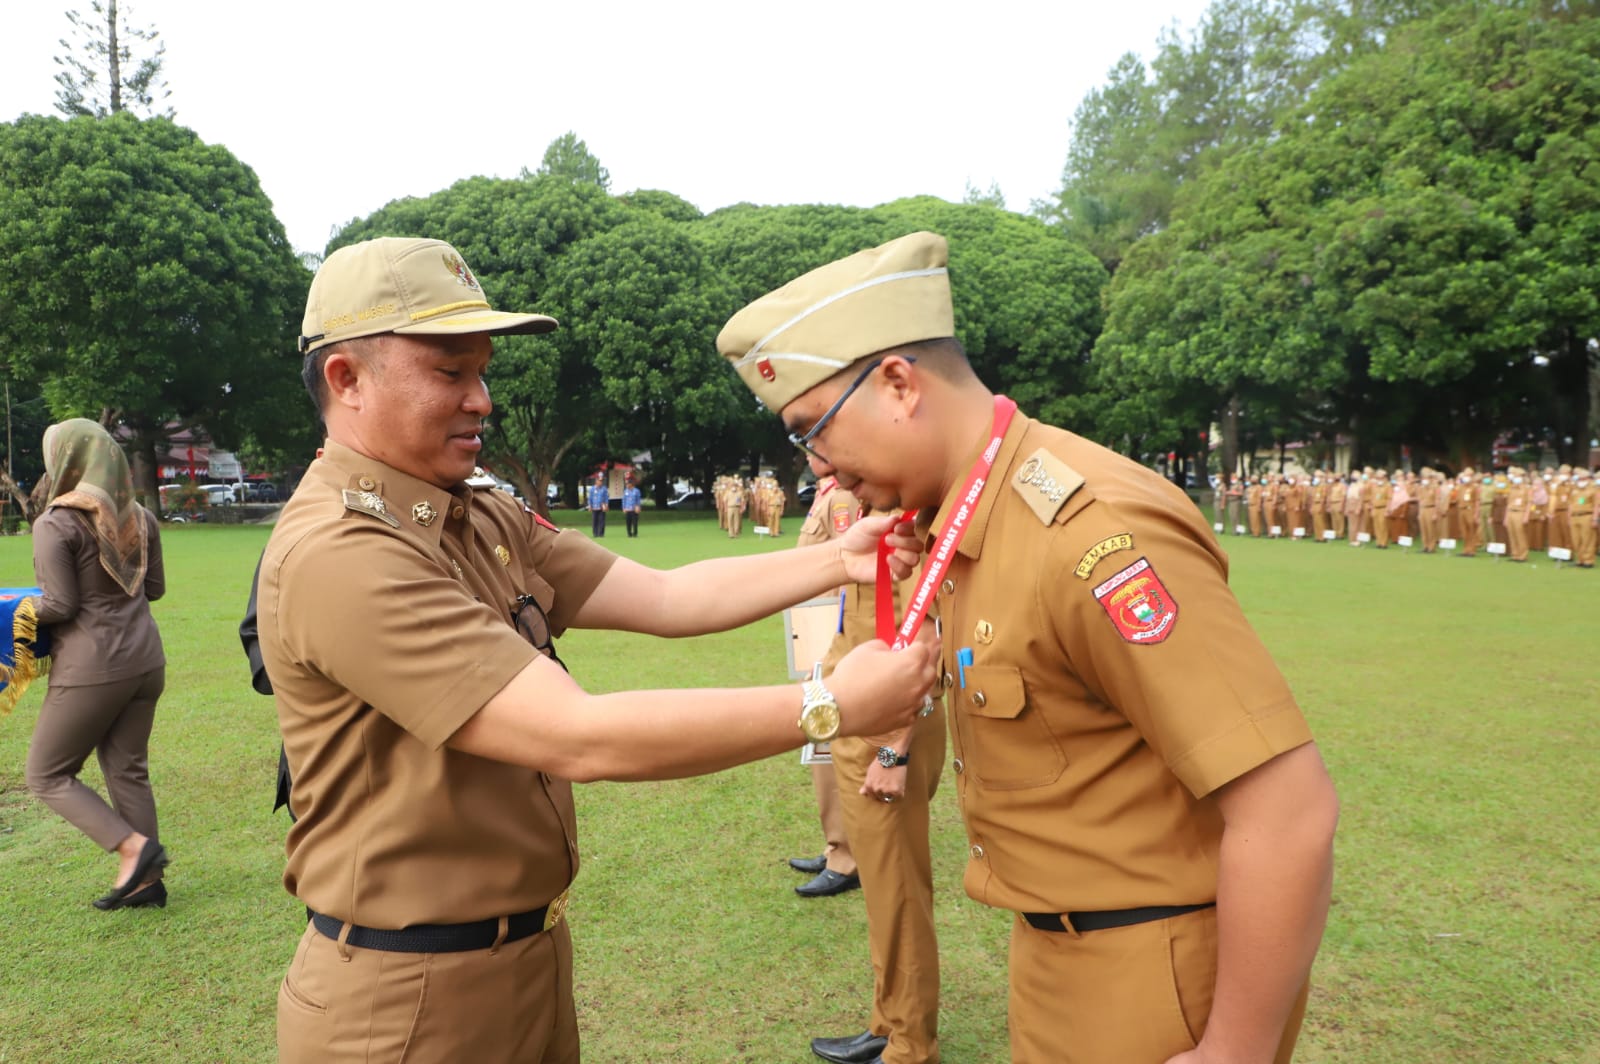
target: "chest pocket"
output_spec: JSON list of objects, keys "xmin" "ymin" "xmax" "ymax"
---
[{"xmin": 957, "ymin": 664, "xmax": 1065, "ymax": 790}]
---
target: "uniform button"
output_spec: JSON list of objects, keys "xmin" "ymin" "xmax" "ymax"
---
[
  {"xmin": 451, "ymin": 505, "xmax": 465, "ymax": 519},
  {"xmin": 941, "ymin": 670, "xmax": 954, "ymax": 690},
  {"xmin": 972, "ymin": 690, "xmax": 987, "ymax": 708},
  {"xmin": 358, "ymin": 476, "xmax": 376, "ymax": 491},
  {"xmin": 940, "ymin": 578, "xmax": 955, "ymax": 595},
  {"xmin": 970, "ymin": 844, "xmax": 985, "ymax": 859},
  {"xmin": 953, "ymin": 758, "xmax": 964, "ymax": 774}
]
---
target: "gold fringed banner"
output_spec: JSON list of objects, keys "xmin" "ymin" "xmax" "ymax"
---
[{"xmin": 0, "ymin": 590, "xmax": 51, "ymax": 715}]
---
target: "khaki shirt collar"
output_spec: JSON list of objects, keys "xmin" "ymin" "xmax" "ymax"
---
[
  {"xmin": 316, "ymin": 439, "xmax": 469, "ymax": 547},
  {"xmin": 917, "ymin": 407, "xmax": 1033, "ymax": 562}
]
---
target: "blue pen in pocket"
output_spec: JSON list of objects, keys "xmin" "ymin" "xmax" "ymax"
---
[{"xmin": 957, "ymin": 647, "xmax": 974, "ymax": 689}]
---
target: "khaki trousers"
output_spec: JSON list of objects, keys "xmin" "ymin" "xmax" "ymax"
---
[
  {"xmin": 1572, "ymin": 513, "xmax": 1596, "ymax": 565},
  {"xmin": 1551, "ymin": 512, "xmax": 1571, "ymax": 551},
  {"xmin": 1420, "ymin": 511, "xmax": 1437, "ymax": 551},
  {"xmin": 832, "ymin": 707, "xmax": 946, "ymax": 1064},
  {"xmin": 1248, "ymin": 508, "xmax": 1263, "ymax": 537},
  {"xmin": 1461, "ymin": 510, "xmax": 1480, "ymax": 555},
  {"xmin": 1331, "ymin": 510, "xmax": 1346, "ymax": 540},
  {"xmin": 278, "ymin": 918, "xmax": 579, "ymax": 1064},
  {"xmin": 1007, "ymin": 907, "xmax": 1307, "ymax": 1064},
  {"xmin": 1507, "ymin": 514, "xmax": 1529, "ymax": 560},
  {"xmin": 26, "ymin": 667, "xmax": 164, "ymax": 852},
  {"xmin": 810, "ymin": 762, "xmax": 857, "ymax": 876}
]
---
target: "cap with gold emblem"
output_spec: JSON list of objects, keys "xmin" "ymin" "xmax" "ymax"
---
[
  {"xmin": 716, "ymin": 231, "xmax": 954, "ymax": 411},
  {"xmin": 299, "ymin": 237, "xmax": 558, "ymax": 354}
]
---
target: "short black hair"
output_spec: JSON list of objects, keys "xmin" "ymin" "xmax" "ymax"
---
[{"xmin": 301, "ymin": 336, "xmax": 384, "ymax": 417}]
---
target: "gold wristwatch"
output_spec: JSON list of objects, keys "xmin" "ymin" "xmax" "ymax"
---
[{"xmin": 798, "ymin": 663, "xmax": 841, "ymax": 743}]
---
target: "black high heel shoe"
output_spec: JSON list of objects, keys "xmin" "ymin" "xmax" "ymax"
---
[{"xmin": 93, "ymin": 839, "xmax": 169, "ymax": 910}]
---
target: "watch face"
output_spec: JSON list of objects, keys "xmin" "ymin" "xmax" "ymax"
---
[
  {"xmin": 877, "ymin": 746, "xmax": 898, "ymax": 768},
  {"xmin": 803, "ymin": 702, "xmax": 841, "ymax": 743}
]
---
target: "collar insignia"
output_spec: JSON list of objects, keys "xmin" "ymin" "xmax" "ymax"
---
[{"xmin": 412, "ymin": 501, "xmax": 438, "ymax": 527}]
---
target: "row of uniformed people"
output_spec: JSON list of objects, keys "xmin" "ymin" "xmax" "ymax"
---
[
  {"xmin": 713, "ymin": 473, "xmax": 788, "ymax": 538},
  {"xmin": 1210, "ymin": 467, "xmax": 1598, "ymax": 566}
]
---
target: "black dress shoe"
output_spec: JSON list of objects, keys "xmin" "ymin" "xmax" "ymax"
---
[
  {"xmin": 94, "ymin": 839, "xmax": 168, "ymax": 910},
  {"xmin": 811, "ymin": 1030, "xmax": 887, "ymax": 1064},
  {"xmin": 796, "ymin": 868, "xmax": 861, "ymax": 898},
  {"xmin": 95, "ymin": 878, "xmax": 167, "ymax": 911},
  {"xmin": 788, "ymin": 853, "xmax": 827, "ymax": 874}
]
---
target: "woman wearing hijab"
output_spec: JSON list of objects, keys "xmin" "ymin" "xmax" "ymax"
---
[{"xmin": 25, "ymin": 419, "xmax": 170, "ymax": 910}]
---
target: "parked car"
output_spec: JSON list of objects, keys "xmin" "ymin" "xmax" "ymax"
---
[
  {"xmin": 243, "ymin": 482, "xmax": 279, "ymax": 503},
  {"xmin": 202, "ymin": 484, "xmax": 235, "ymax": 506},
  {"xmin": 666, "ymin": 490, "xmax": 712, "ymax": 511}
]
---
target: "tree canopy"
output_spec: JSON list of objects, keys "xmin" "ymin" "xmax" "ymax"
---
[
  {"xmin": 0, "ymin": 114, "xmax": 310, "ymax": 501},
  {"xmin": 53, "ymin": 0, "xmax": 173, "ymax": 119}
]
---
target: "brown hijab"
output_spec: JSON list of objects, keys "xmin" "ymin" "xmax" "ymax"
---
[{"xmin": 40, "ymin": 419, "xmax": 148, "ymax": 596}]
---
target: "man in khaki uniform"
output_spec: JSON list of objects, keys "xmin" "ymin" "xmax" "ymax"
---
[
  {"xmin": 1343, "ymin": 472, "xmax": 1364, "ymax": 543},
  {"xmin": 1573, "ymin": 470, "xmax": 1597, "ymax": 567},
  {"xmin": 719, "ymin": 232, "xmax": 1338, "ymax": 1064},
  {"xmin": 1328, "ymin": 473, "xmax": 1347, "ymax": 541},
  {"xmin": 789, "ymin": 477, "xmax": 859, "ymax": 895},
  {"xmin": 1309, "ymin": 474, "xmax": 1327, "ymax": 543},
  {"xmin": 1551, "ymin": 468, "xmax": 1573, "ymax": 552},
  {"xmin": 1457, "ymin": 471, "xmax": 1481, "ymax": 557},
  {"xmin": 262, "ymin": 238, "xmax": 938, "ymax": 1064},
  {"xmin": 1285, "ymin": 475, "xmax": 1306, "ymax": 539},
  {"xmin": 726, "ymin": 476, "xmax": 746, "ymax": 538},
  {"xmin": 1247, "ymin": 478, "xmax": 1264, "ymax": 537},
  {"xmin": 1369, "ymin": 470, "xmax": 1391, "ymax": 547},
  {"xmin": 1417, "ymin": 471, "xmax": 1438, "ymax": 551},
  {"xmin": 803, "ymin": 480, "xmax": 946, "ymax": 1064},
  {"xmin": 1505, "ymin": 467, "xmax": 1531, "ymax": 561}
]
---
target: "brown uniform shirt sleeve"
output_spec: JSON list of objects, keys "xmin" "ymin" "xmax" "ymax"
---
[
  {"xmin": 30, "ymin": 508, "xmax": 83, "ymax": 626},
  {"xmin": 273, "ymin": 520, "xmax": 538, "ymax": 751},
  {"xmin": 1045, "ymin": 497, "xmax": 1311, "ymax": 798},
  {"xmin": 142, "ymin": 508, "xmax": 165, "ymax": 603}
]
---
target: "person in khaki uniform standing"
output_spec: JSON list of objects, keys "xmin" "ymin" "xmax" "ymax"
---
[
  {"xmin": 803, "ymin": 482, "xmax": 947, "ymax": 1064},
  {"xmin": 1343, "ymin": 472, "xmax": 1364, "ymax": 543},
  {"xmin": 1247, "ymin": 477, "xmax": 1265, "ymax": 537},
  {"xmin": 1309, "ymin": 474, "xmax": 1328, "ymax": 543},
  {"xmin": 1418, "ymin": 471, "xmax": 1438, "ymax": 552},
  {"xmin": 1504, "ymin": 467, "xmax": 1531, "ymax": 561},
  {"xmin": 1574, "ymin": 470, "xmax": 1598, "ymax": 568},
  {"xmin": 788, "ymin": 477, "xmax": 860, "ymax": 896},
  {"xmin": 261, "ymin": 238, "xmax": 938, "ymax": 1064},
  {"xmin": 1369, "ymin": 470, "xmax": 1392, "ymax": 547},
  {"xmin": 719, "ymin": 232, "xmax": 1337, "ymax": 1064},
  {"xmin": 1550, "ymin": 468, "xmax": 1573, "ymax": 552},
  {"xmin": 1328, "ymin": 472, "xmax": 1348, "ymax": 541},
  {"xmin": 1457, "ymin": 471, "xmax": 1481, "ymax": 557}
]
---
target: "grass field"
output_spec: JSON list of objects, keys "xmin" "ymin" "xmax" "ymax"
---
[{"xmin": 0, "ymin": 509, "xmax": 1596, "ymax": 1063}]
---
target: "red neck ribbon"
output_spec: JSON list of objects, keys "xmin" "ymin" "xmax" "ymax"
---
[{"xmin": 876, "ymin": 395, "xmax": 1018, "ymax": 647}]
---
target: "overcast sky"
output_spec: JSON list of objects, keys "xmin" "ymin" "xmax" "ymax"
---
[{"xmin": 3, "ymin": 0, "xmax": 1213, "ymax": 257}]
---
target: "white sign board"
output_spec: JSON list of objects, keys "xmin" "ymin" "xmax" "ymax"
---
[
  {"xmin": 1549, "ymin": 546, "xmax": 1573, "ymax": 561},
  {"xmin": 1322, "ymin": 530, "xmax": 1337, "ymax": 541},
  {"xmin": 1397, "ymin": 536, "xmax": 1414, "ymax": 547},
  {"xmin": 1236, "ymin": 524, "xmax": 1247, "ymax": 535},
  {"xmin": 1213, "ymin": 522, "xmax": 1224, "ymax": 532},
  {"xmin": 1292, "ymin": 527, "xmax": 1306, "ymax": 538},
  {"xmin": 1357, "ymin": 532, "xmax": 1372, "ymax": 543},
  {"xmin": 1439, "ymin": 538, "xmax": 1457, "ymax": 550},
  {"xmin": 209, "ymin": 450, "xmax": 242, "ymax": 479},
  {"xmin": 1487, "ymin": 542, "xmax": 1507, "ymax": 555},
  {"xmin": 1270, "ymin": 525, "xmax": 1283, "ymax": 537}
]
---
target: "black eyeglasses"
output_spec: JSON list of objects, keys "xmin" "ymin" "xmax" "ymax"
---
[
  {"xmin": 788, "ymin": 356, "xmax": 914, "ymax": 464},
  {"xmin": 511, "ymin": 594, "xmax": 566, "ymax": 671}
]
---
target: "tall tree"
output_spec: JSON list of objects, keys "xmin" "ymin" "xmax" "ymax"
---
[
  {"xmin": 0, "ymin": 114, "xmax": 309, "ymax": 504},
  {"xmin": 531, "ymin": 131, "xmax": 611, "ymax": 192},
  {"xmin": 53, "ymin": 0, "xmax": 173, "ymax": 118}
]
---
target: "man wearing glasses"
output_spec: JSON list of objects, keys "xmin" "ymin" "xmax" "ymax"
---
[
  {"xmin": 719, "ymin": 232, "xmax": 1339, "ymax": 1064},
  {"xmin": 258, "ymin": 237, "xmax": 938, "ymax": 1064}
]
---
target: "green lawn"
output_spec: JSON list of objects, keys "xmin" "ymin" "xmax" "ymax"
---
[{"xmin": 0, "ymin": 511, "xmax": 1595, "ymax": 1063}]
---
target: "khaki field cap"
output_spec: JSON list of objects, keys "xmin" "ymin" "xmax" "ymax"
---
[
  {"xmin": 717, "ymin": 231, "xmax": 955, "ymax": 410},
  {"xmin": 299, "ymin": 237, "xmax": 557, "ymax": 354}
]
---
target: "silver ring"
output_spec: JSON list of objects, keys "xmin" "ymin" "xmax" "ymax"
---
[
  {"xmin": 881, "ymin": 795, "xmax": 894, "ymax": 803},
  {"xmin": 917, "ymin": 694, "xmax": 935, "ymax": 718}
]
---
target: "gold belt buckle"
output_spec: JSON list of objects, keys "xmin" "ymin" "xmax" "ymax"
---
[{"xmin": 542, "ymin": 887, "xmax": 571, "ymax": 932}]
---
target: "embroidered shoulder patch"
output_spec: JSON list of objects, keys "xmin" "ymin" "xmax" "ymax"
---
[
  {"xmin": 829, "ymin": 496, "xmax": 856, "ymax": 535},
  {"xmin": 1011, "ymin": 449, "xmax": 1085, "ymax": 525},
  {"xmin": 1092, "ymin": 556, "xmax": 1178, "ymax": 645},
  {"xmin": 1074, "ymin": 533, "xmax": 1135, "ymax": 580},
  {"xmin": 342, "ymin": 489, "xmax": 400, "ymax": 528}
]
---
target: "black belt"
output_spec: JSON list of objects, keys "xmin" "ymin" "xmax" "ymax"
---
[
  {"xmin": 310, "ymin": 905, "xmax": 553, "ymax": 954},
  {"xmin": 1023, "ymin": 901, "xmax": 1215, "ymax": 934}
]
